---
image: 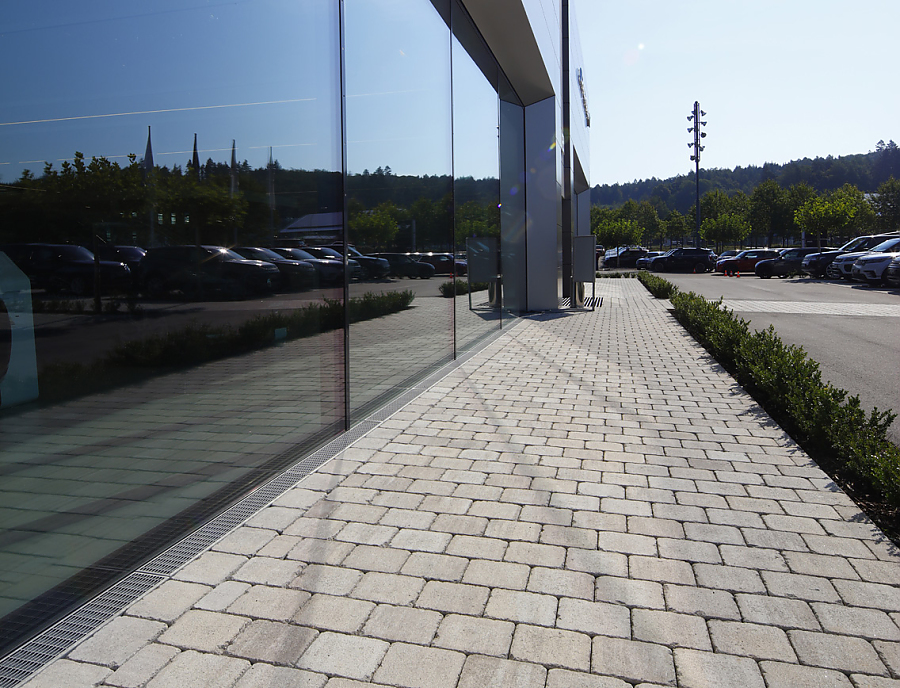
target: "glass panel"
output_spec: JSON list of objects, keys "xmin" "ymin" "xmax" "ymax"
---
[
  {"xmin": 0, "ymin": 0, "xmax": 342, "ymax": 651},
  {"xmin": 344, "ymin": 0, "xmax": 453, "ymax": 419},
  {"xmin": 451, "ymin": 33, "xmax": 501, "ymax": 349}
]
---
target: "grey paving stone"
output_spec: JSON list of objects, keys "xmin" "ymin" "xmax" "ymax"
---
[
  {"xmin": 545, "ymin": 669, "xmax": 629, "ymax": 688},
  {"xmin": 158, "ymin": 610, "xmax": 248, "ymax": 652},
  {"xmin": 873, "ymin": 640, "xmax": 900, "ymax": 677},
  {"xmin": 707, "ymin": 620, "xmax": 796, "ymax": 661},
  {"xmin": 69, "ymin": 616, "xmax": 165, "ymax": 668},
  {"xmin": 629, "ymin": 556, "xmax": 695, "ymax": 585},
  {"xmin": 228, "ymin": 585, "xmax": 310, "ymax": 621},
  {"xmin": 656, "ymin": 537, "xmax": 720, "ymax": 564},
  {"xmin": 234, "ymin": 556, "xmax": 304, "ymax": 586},
  {"xmin": 434, "ymin": 613, "xmax": 515, "ymax": 656},
  {"xmin": 556, "ymin": 597, "xmax": 631, "ymax": 638},
  {"xmin": 834, "ymin": 579, "xmax": 900, "ymax": 611},
  {"xmin": 735, "ymin": 593, "xmax": 820, "ymax": 630},
  {"xmin": 416, "ymin": 580, "xmax": 489, "ymax": 615},
  {"xmin": 462, "ymin": 559, "xmax": 530, "ymax": 589},
  {"xmin": 296, "ymin": 632, "xmax": 389, "ymax": 681},
  {"xmin": 372, "ymin": 642, "xmax": 465, "ymax": 688},
  {"xmin": 361, "ymin": 604, "xmax": 442, "ymax": 644},
  {"xmin": 485, "ymin": 588, "xmax": 558, "ymax": 626},
  {"xmin": 226, "ymin": 619, "xmax": 318, "ymax": 664},
  {"xmin": 851, "ymin": 559, "xmax": 900, "ymax": 585},
  {"xmin": 145, "ymin": 650, "xmax": 249, "ymax": 688},
  {"xmin": 351, "ymin": 572, "xmax": 425, "ymax": 605},
  {"xmin": 762, "ymin": 571, "xmax": 841, "ymax": 602},
  {"xmin": 788, "ymin": 630, "xmax": 888, "ymax": 675},
  {"xmin": 664, "ymin": 584, "xmax": 740, "ymax": 620},
  {"xmin": 195, "ymin": 580, "xmax": 251, "ymax": 612},
  {"xmin": 597, "ymin": 531, "xmax": 657, "ymax": 556},
  {"xmin": 446, "ymin": 534, "xmax": 507, "ymax": 560},
  {"xmin": 627, "ymin": 516, "xmax": 685, "ymax": 539},
  {"xmin": 811, "ymin": 602, "xmax": 900, "ymax": 640},
  {"xmin": 173, "ymin": 551, "xmax": 247, "ymax": 585},
  {"xmin": 632, "ymin": 609, "xmax": 711, "ymax": 650},
  {"xmin": 233, "ymin": 664, "xmax": 327, "ymax": 688},
  {"xmin": 759, "ymin": 661, "xmax": 853, "ymax": 688},
  {"xmin": 400, "ymin": 552, "xmax": 468, "ymax": 581},
  {"xmin": 849, "ymin": 675, "xmax": 900, "ymax": 688},
  {"xmin": 527, "ymin": 566, "xmax": 595, "ymax": 600},
  {"xmin": 287, "ymin": 538, "xmax": 355, "ymax": 566},
  {"xmin": 291, "ymin": 564, "xmax": 363, "ymax": 595},
  {"xmin": 566, "ymin": 548, "xmax": 629, "ymax": 577},
  {"xmin": 595, "ymin": 575, "xmax": 665, "ymax": 609},
  {"xmin": 212, "ymin": 526, "xmax": 277, "ymax": 555},
  {"xmin": 126, "ymin": 581, "xmax": 210, "ymax": 623},
  {"xmin": 720, "ymin": 545, "xmax": 787, "ymax": 571},
  {"xmin": 673, "ymin": 648, "xmax": 765, "ymax": 688},
  {"xmin": 293, "ymin": 594, "xmax": 375, "ymax": 633},
  {"xmin": 335, "ymin": 522, "xmax": 398, "ymax": 547},
  {"xmin": 104, "ymin": 644, "xmax": 179, "ymax": 688},
  {"xmin": 457, "ymin": 655, "xmax": 547, "ymax": 688},
  {"xmin": 784, "ymin": 551, "xmax": 859, "ymax": 579},
  {"xmin": 510, "ymin": 624, "xmax": 591, "ymax": 671},
  {"xmin": 389, "ymin": 528, "xmax": 452, "ymax": 553},
  {"xmin": 693, "ymin": 563, "xmax": 766, "ymax": 593},
  {"xmin": 19, "ymin": 660, "xmax": 112, "ymax": 688},
  {"xmin": 591, "ymin": 637, "xmax": 675, "ymax": 686},
  {"xmin": 342, "ymin": 545, "xmax": 410, "ymax": 573}
]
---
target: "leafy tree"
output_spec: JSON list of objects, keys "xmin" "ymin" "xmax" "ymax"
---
[
  {"xmin": 750, "ymin": 180, "xmax": 789, "ymax": 246},
  {"xmin": 830, "ymin": 183, "xmax": 875, "ymax": 237},
  {"xmin": 700, "ymin": 213, "xmax": 751, "ymax": 251},
  {"xmin": 700, "ymin": 189, "xmax": 731, "ymax": 223},
  {"xmin": 348, "ymin": 199, "xmax": 402, "ymax": 248},
  {"xmin": 593, "ymin": 218, "xmax": 643, "ymax": 250},
  {"xmin": 872, "ymin": 176, "xmax": 900, "ymax": 231},
  {"xmin": 664, "ymin": 210, "xmax": 688, "ymax": 246}
]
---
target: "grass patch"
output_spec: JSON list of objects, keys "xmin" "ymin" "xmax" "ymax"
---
[
  {"xmin": 636, "ymin": 275, "xmax": 900, "ymax": 532},
  {"xmin": 439, "ymin": 279, "xmax": 490, "ymax": 297}
]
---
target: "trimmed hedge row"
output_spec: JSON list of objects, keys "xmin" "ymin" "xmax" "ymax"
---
[
  {"xmin": 439, "ymin": 279, "xmax": 490, "ymax": 297},
  {"xmin": 637, "ymin": 273, "xmax": 900, "ymax": 506}
]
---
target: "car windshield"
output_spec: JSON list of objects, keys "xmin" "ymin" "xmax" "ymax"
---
[
  {"xmin": 57, "ymin": 246, "xmax": 95, "ymax": 261},
  {"xmin": 310, "ymin": 247, "xmax": 343, "ymax": 259},
  {"xmin": 215, "ymin": 248, "xmax": 247, "ymax": 261},
  {"xmin": 245, "ymin": 247, "xmax": 283, "ymax": 262},
  {"xmin": 285, "ymin": 248, "xmax": 316, "ymax": 261},
  {"xmin": 116, "ymin": 246, "xmax": 145, "ymax": 260},
  {"xmin": 869, "ymin": 238, "xmax": 900, "ymax": 253}
]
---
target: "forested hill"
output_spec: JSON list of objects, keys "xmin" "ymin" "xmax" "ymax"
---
[{"xmin": 592, "ymin": 140, "xmax": 900, "ymax": 214}]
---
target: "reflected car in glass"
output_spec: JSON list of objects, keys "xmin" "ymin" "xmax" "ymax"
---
[
  {"xmin": 603, "ymin": 246, "xmax": 648, "ymax": 268},
  {"xmin": 635, "ymin": 251, "xmax": 666, "ymax": 270},
  {"xmin": 754, "ymin": 247, "xmax": 831, "ymax": 278},
  {"xmin": 0, "ymin": 243, "xmax": 131, "ymax": 296},
  {"xmin": 649, "ymin": 247, "xmax": 716, "ymax": 273},
  {"xmin": 327, "ymin": 244, "xmax": 390, "ymax": 280},
  {"xmin": 138, "ymin": 245, "xmax": 279, "ymax": 299},
  {"xmin": 269, "ymin": 247, "xmax": 345, "ymax": 286},
  {"xmin": 232, "ymin": 246, "xmax": 316, "ymax": 291},
  {"xmin": 414, "ymin": 252, "xmax": 466, "ymax": 276},
  {"xmin": 373, "ymin": 253, "xmax": 436, "ymax": 278},
  {"xmin": 303, "ymin": 246, "xmax": 363, "ymax": 280}
]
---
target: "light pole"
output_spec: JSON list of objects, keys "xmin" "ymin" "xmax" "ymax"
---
[{"xmin": 687, "ymin": 101, "xmax": 707, "ymax": 247}]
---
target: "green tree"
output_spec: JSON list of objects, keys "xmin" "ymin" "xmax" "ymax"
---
[
  {"xmin": 348, "ymin": 199, "xmax": 402, "ymax": 248},
  {"xmin": 750, "ymin": 180, "xmax": 789, "ymax": 247},
  {"xmin": 664, "ymin": 209, "xmax": 688, "ymax": 246},
  {"xmin": 700, "ymin": 213, "xmax": 751, "ymax": 251},
  {"xmin": 872, "ymin": 176, "xmax": 900, "ymax": 231},
  {"xmin": 593, "ymin": 218, "xmax": 643, "ymax": 251}
]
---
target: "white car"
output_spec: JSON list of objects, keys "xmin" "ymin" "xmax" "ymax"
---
[
  {"xmin": 851, "ymin": 249, "xmax": 900, "ymax": 285},
  {"xmin": 828, "ymin": 237, "xmax": 900, "ymax": 279}
]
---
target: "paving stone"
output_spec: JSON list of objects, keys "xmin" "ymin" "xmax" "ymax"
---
[
  {"xmin": 510, "ymin": 624, "xmax": 591, "ymax": 671},
  {"xmin": 849, "ymin": 675, "xmax": 900, "ymax": 688},
  {"xmin": 664, "ymin": 584, "xmax": 740, "ymax": 620},
  {"xmin": 372, "ymin": 642, "xmax": 465, "ymax": 688},
  {"xmin": 628, "ymin": 516, "xmax": 685, "ymax": 539},
  {"xmin": 462, "ymin": 559, "xmax": 530, "ymax": 589},
  {"xmin": 673, "ymin": 648, "xmax": 765, "ymax": 688},
  {"xmin": 104, "ymin": 644, "xmax": 179, "ymax": 688},
  {"xmin": 390, "ymin": 528, "xmax": 453, "ymax": 553},
  {"xmin": 400, "ymin": 552, "xmax": 468, "ymax": 580},
  {"xmin": 485, "ymin": 588, "xmax": 558, "ymax": 626},
  {"xmin": 851, "ymin": 559, "xmax": 900, "ymax": 586},
  {"xmin": 740, "ymin": 527, "xmax": 808, "ymax": 551},
  {"xmin": 294, "ymin": 594, "xmax": 375, "ymax": 633},
  {"xmin": 287, "ymin": 538, "xmax": 354, "ymax": 566},
  {"xmin": 504, "ymin": 541, "xmax": 567, "ymax": 567},
  {"xmin": 69, "ymin": 616, "xmax": 165, "ymax": 668},
  {"xmin": 566, "ymin": 548, "xmax": 629, "ymax": 577},
  {"xmin": 233, "ymin": 663, "xmax": 327, "ymax": 688},
  {"xmin": 226, "ymin": 619, "xmax": 318, "ymax": 664},
  {"xmin": 784, "ymin": 551, "xmax": 859, "ymax": 579},
  {"xmin": 693, "ymin": 564, "xmax": 766, "ymax": 593},
  {"xmin": 758, "ymin": 661, "xmax": 853, "ymax": 688},
  {"xmin": 803, "ymin": 534, "xmax": 876, "ymax": 559},
  {"xmin": 456, "ymin": 656, "xmax": 547, "ymax": 688},
  {"xmin": 735, "ymin": 593, "xmax": 820, "ymax": 630},
  {"xmin": 173, "ymin": 551, "xmax": 247, "ymax": 585},
  {"xmin": 446, "ymin": 534, "xmax": 507, "ymax": 560},
  {"xmin": 416, "ymin": 580, "xmax": 489, "ymax": 615},
  {"xmin": 291, "ymin": 565, "xmax": 363, "ymax": 596},
  {"xmin": 597, "ymin": 531, "xmax": 657, "ymax": 557},
  {"xmin": 761, "ymin": 571, "xmax": 841, "ymax": 602},
  {"xmin": 361, "ymin": 604, "xmax": 442, "ymax": 644},
  {"xmin": 126, "ymin": 581, "xmax": 210, "ymax": 623},
  {"xmin": 707, "ymin": 620, "xmax": 796, "ymax": 661},
  {"xmin": 629, "ymin": 556, "xmax": 695, "ymax": 585},
  {"xmin": 145, "ymin": 650, "xmax": 249, "ymax": 688},
  {"xmin": 158, "ymin": 610, "xmax": 248, "ymax": 652},
  {"xmin": 335, "ymin": 522, "xmax": 398, "ymax": 547},
  {"xmin": 434, "ymin": 613, "xmax": 515, "ymax": 656},
  {"xmin": 556, "ymin": 597, "xmax": 631, "ymax": 638},
  {"xmin": 591, "ymin": 637, "xmax": 675, "ymax": 686},
  {"xmin": 834, "ymin": 580, "xmax": 900, "ymax": 611},
  {"xmin": 342, "ymin": 545, "xmax": 410, "ymax": 573},
  {"xmin": 720, "ymin": 545, "xmax": 787, "ymax": 571},
  {"xmin": 873, "ymin": 640, "xmax": 900, "ymax": 677},
  {"xmin": 228, "ymin": 585, "xmax": 310, "ymax": 621},
  {"xmin": 656, "ymin": 538, "xmax": 720, "ymax": 564},
  {"xmin": 349, "ymin": 571, "xmax": 424, "ymax": 605},
  {"xmin": 212, "ymin": 526, "xmax": 277, "ymax": 555},
  {"xmin": 811, "ymin": 602, "xmax": 900, "ymax": 640},
  {"xmin": 632, "ymin": 609, "xmax": 711, "ymax": 650},
  {"xmin": 595, "ymin": 576, "xmax": 665, "ymax": 609},
  {"xmin": 527, "ymin": 566, "xmax": 594, "ymax": 600},
  {"xmin": 19, "ymin": 659, "xmax": 112, "ymax": 688},
  {"xmin": 788, "ymin": 630, "xmax": 888, "ymax": 674},
  {"xmin": 234, "ymin": 557, "xmax": 304, "ymax": 586},
  {"xmin": 683, "ymin": 522, "xmax": 744, "ymax": 545},
  {"xmin": 545, "ymin": 668, "xmax": 629, "ymax": 688},
  {"xmin": 296, "ymin": 632, "xmax": 389, "ymax": 681}
]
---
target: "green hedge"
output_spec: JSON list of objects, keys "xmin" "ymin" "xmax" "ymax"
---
[
  {"xmin": 639, "ymin": 276, "xmax": 900, "ymax": 506},
  {"xmin": 439, "ymin": 279, "xmax": 490, "ymax": 297},
  {"xmin": 636, "ymin": 271, "xmax": 678, "ymax": 298},
  {"xmin": 36, "ymin": 290, "xmax": 415, "ymax": 404}
]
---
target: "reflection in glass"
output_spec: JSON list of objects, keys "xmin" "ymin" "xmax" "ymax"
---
[
  {"xmin": 451, "ymin": 33, "xmax": 501, "ymax": 350},
  {"xmin": 345, "ymin": 0, "xmax": 453, "ymax": 419},
  {"xmin": 0, "ymin": 0, "xmax": 343, "ymax": 651}
]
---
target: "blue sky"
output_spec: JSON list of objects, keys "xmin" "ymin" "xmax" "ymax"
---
[{"xmin": 574, "ymin": 0, "xmax": 900, "ymax": 185}]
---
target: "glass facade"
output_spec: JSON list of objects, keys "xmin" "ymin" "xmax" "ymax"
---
[{"xmin": 0, "ymin": 0, "xmax": 520, "ymax": 653}]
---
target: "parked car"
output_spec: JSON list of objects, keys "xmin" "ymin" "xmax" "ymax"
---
[
  {"xmin": 232, "ymin": 246, "xmax": 316, "ymax": 290},
  {"xmin": 636, "ymin": 251, "xmax": 666, "ymax": 270},
  {"xmin": 0, "ymin": 243, "xmax": 131, "ymax": 296},
  {"xmin": 650, "ymin": 247, "xmax": 717, "ymax": 273},
  {"xmin": 828, "ymin": 237, "xmax": 900, "ymax": 280},
  {"xmin": 373, "ymin": 253, "xmax": 436, "ymax": 278},
  {"xmin": 850, "ymin": 245, "xmax": 900, "ymax": 285},
  {"xmin": 91, "ymin": 245, "xmax": 146, "ymax": 273},
  {"xmin": 715, "ymin": 248, "xmax": 780, "ymax": 274},
  {"xmin": 801, "ymin": 232, "xmax": 900, "ymax": 278},
  {"xmin": 884, "ymin": 255, "xmax": 900, "ymax": 288},
  {"xmin": 716, "ymin": 250, "xmax": 740, "ymax": 261},
  {"xmin": 603, "ymin": 246, "xmax": 648, "ymax": 268},
  {"xmin": 415, "ymin": 252, "xmax": 467, "ymax": 276},
  {"xmin": 269, "ymin": 247, "xmax": 345, "ymax": 286},
  {"xmin": 754, "ymin": 247, "xmax": 830, "ymax": 278},
  {"xmin": 304, "ymin": 247, "xmax": 363, "ymax": 279},
  {"xmin": 327, "ymin": 244, "xmax": 391, "ymax": 279},
  {"xmin": 139, "ymin": 245, "xmax": 279, "ymax": 299}
]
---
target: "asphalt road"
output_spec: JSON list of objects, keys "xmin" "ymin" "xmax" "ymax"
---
[{"xmin": 657, "ymin": 271, "xmax": 900, "ymax": 446}]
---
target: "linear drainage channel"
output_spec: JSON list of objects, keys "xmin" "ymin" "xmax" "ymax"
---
[{"xmin": 0, "ymin": 319, "xmax": 522, "ymax": 687}]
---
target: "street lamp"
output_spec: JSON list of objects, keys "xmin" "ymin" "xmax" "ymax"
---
[{"xmin": 687, "ymin": 101, "xmax": 707, "ymax": 246}]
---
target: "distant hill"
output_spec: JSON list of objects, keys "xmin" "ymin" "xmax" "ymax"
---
[{"xmin": 592, "ymin": 142, "xmax": 900, "ymax": 215}]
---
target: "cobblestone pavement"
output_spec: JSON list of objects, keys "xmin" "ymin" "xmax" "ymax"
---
[
  {"xmin": 19, "ymin": 279, "xmax": 900, "ymax": 688},
  {"xmin": 717, "ymin": 300, "xmax": 900, "ymax": 317}
]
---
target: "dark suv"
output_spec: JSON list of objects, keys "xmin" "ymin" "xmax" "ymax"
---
[
  {"xmin": 755, "ymin": 247, "xmax": 831, "ymax": 278},
  {"xmin": 649, "ymin": 247, "xmax": 717, "ymax": 273},
  {"xmin": 373, "ymin": 253, "xmax": 436, "ymax": 278},
  {"xmin": 139, "ymin": 245, "xmax": 279, "ymax": 299},
  {"xmin": 0, "ymin": 243, "xmax": 131, "ymax": 296},
  {"xmin": 801, "ymin": 233, "xmax": 900, "ymax": 278}
]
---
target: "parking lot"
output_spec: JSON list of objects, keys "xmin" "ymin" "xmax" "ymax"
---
[{"xmin": 657, "ymin": 272, "xmax": 900, "ymax": 446}]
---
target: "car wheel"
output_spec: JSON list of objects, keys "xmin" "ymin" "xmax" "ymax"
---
[
  {"xmin": 693, "ymin": 263, "xmax": 707, "ymax": 274},
  {"xmin": 757, "ymin": 268, "xmax": 772, "ymax": 279}
]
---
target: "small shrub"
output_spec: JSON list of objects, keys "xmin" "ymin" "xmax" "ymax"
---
[
  {"xmin": 637, "ymin": 272, "xmax": 679, "ymax": 298},
  {"xmin": 439, "ymin": 279, "xmax": 490, "ymax": 297}
]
